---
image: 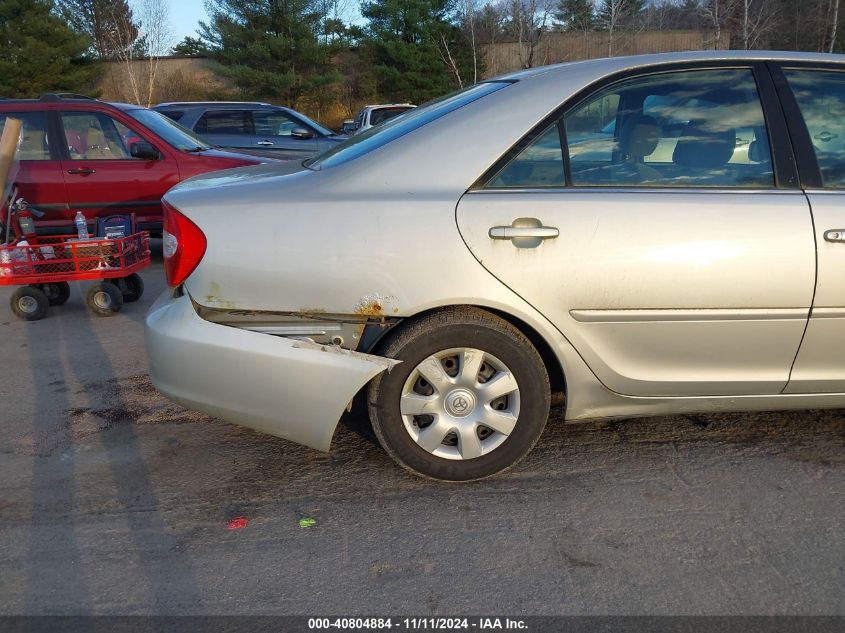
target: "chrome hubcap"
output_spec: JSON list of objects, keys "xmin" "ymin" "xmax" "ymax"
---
[
  {"xmin": 400, "ymin": 347, "xmax": 520, "ymax": 461},
  {"xmin": 18, "ymin": 296, "xmax": 38, "ymax": 313}
]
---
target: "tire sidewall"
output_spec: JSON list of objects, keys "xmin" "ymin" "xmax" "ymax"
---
[{"xmin": 370, "ymin": 322, "xmax": 550, "ymax": 481}]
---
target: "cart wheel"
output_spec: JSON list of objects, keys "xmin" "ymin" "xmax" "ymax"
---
[
  {"xmin": 86, "ymin": 282, "xmax": 123, "ymax": 316},
  {"xmin": 11, "ymin": 286, "xmax": 49, "ymax": 321},
  {"xmin": 109, "ymin": 273, "xmax": 144, "ymax": 303},
  {"xmin": 38, "ymin": 282, "xmax": 71, "ymax": 306}
]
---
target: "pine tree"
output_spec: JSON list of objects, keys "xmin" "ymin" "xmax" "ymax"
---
[
  {"xmin": 555, "ymin": 0, "xmax": 595, "ymax": 32},
  {"xmin": 362, "ymin": 0, "xmax": 475, "ymax": 102},
  {"xmin": 0, "ymin": 0, "xmax": 96, "ymax": 97},
  {"xmin": 199, "ymin": 0, "xmax": 335, "ymax": 103},
  {"xmin": 171, "ymin": 36, "xmax": 207, "ymax": 56}
]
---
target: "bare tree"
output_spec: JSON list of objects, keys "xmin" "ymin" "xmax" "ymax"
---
[
  {"xmin": 508, "ymin": 0, "xmax": 552, "ymax": 69},
  {"xmin": 437, "ymin": 34, "xmax": 465, "ymax": 87},
  {"xmin": 139, "ymin": 0, "xmax": 172, "ymax": 106},
  {"xmin": 737, "ymin": 0, "xmax": 780, "ymax": 49},
  {"xmin": 700, "ymin": 0, "xmax": 728, "ymax": 49},
  {"xmin": 108, "ymin": 0, "xmax": 173, "ymax": 106},
  {"xmin": 831, "ymin": 0, "xmax": 841, "ymax": 52},
  {"xmin": 599, "ymin": 0, "xmax": 626, "ymax": 55},
  {"xmin": 465, "ymin": 0, "xmax": 479, "ymax": 84}
]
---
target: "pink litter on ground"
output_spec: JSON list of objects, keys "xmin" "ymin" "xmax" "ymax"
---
[{"xmin": 227, "ymin": 517, "xmax": 249, "ymax": 530}]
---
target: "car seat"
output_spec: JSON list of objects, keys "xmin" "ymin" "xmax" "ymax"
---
[
  {"xmin": 85, "ymin": 126, "xmax": 114, "ymax": 159},
  {"xmin": 618, "ymin": 114, "xmax": 662, "ymax": 183},
  {"xmin": 18, "ymin": 126, "xmax": 48, "ymax": 160},
  {"xmin": 672, "ymin": 120, "xmax": 736, "ymax": 184}
]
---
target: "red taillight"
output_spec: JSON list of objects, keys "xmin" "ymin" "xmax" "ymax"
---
[{"xmin": 162, "ymin": 200, "xmax": 206, "ymax": 287}]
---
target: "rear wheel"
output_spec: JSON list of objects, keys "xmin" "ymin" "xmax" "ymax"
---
[
  {"xmin": 38, "ymin": 282, "xmax": 70, "ymax": 306},
  {"xmin": 86, "ymin": 282, "xmax": 123, "ymax": 316},
  {"xmin": 368, "ymin": 308, "xmax": 551, "ymax": 481},
  {"xmin": 10, "ymin": 286, "xmax": 49, "ymax": 321},
  {"xmin": 109, "ymin": 273, "xmax": 144, "ymax": 303}
]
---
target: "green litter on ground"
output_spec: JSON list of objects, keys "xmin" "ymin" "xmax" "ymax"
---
[{"xmin": 299, "ymin": 517, "xmax": 317, "ymax": 528}]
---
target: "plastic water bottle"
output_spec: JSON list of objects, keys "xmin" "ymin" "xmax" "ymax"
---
[{"xmin": 74, "ymin": 211, "xmax": 88, "ymax": 240}]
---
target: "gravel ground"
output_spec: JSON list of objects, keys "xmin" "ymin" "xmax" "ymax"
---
[{"xmin": 0, "ymin": 253, "xmax": 842, "ymax": 616}]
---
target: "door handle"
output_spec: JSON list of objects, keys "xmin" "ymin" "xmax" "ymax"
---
[
  {"xmin": 824, "ymin": 229, "xmax": 845, "ymax": 242},
  {"xmin": 489, "ymin": 226, "xmax": 560, "ymax": 239},
  {"xmin": 256, "ymin": 140, "xmax": 274, "ymax": 146},
  {"xmin": 489, "ymin": 218, "xmax": 559, "ymax": 248},
  {"xmin": 67, "ymin": 168, "xmax": 96, "ymax": 175},
  {"xmin": 815, "ymin": 131, "xmax": 838, "ymax": 143}
]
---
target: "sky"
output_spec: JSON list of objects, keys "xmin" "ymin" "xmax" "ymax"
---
[{"xmin": 166, "ymin": 0, "xmax": 209, "ymax": 45}]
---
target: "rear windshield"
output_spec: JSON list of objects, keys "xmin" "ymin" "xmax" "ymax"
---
[
  {"xmin": 370, "ymin": 106, "xmax": 414, "ymax": 126},
  {"xmin": 306, "ymin": 82, "xmax": 510, "ymax": 169}
]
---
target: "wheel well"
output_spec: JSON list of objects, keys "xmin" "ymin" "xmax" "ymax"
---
[{"xmin": 362, "ymin": 305, "xmax": 566, "ymax": 404}]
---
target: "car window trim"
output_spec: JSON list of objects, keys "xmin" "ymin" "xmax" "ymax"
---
[
  {"xmin": 766, "ymin": 61, "xmax": 845, "ymax": 190},
  {"xmin": 472, "ymin": 60, "xmax": 800, "ymax": 192},
  {"xmin": 48, "ymin": 110, "xmax": 70, "ymax": 161}
]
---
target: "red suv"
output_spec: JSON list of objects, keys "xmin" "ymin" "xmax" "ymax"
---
[{"xmin": 0, "ymin": 94, "xmax": 272, "ymax": 235}]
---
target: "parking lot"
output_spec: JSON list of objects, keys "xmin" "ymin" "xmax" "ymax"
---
[{"xmin": 0, "ymin": 245, "xmax": 843, "ymax": 615}]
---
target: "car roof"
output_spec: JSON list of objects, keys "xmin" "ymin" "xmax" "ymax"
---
[
  {"xmin": 155, "ymin": 101, "xmax": 274, "ymax": 108},
  {"xmin": 363, "ymin": 104, "xmax": 415, "ymax": 110},
  {"xmin": 0, "ymin": 96, "xmax": 145, "ymax": 111},
  {"xmin": 491, "ymin": 50, "xmax": 845, "ymax": 82}
]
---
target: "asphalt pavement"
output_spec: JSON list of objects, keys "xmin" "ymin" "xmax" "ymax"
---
[{"xmin": 0, "ymin": 246, "xmax": 842, "ymax": 616}]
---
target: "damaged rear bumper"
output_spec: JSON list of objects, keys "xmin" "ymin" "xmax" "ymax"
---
[{"xmin": 144, "ymin": 290, "xmax": 398, "ymax": 451}]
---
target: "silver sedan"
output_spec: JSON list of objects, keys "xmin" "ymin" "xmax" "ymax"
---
[{"xmin": 146, "ymin": 51, "xmax": 845, "ymax": 481}]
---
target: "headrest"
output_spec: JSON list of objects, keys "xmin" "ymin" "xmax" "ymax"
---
[
  {"xmin": 620, "ymin": 114, "xmax": 660, "ymax": 159},
  {"xmin": 748, "ymin": 134, "xmax": 770, "ymax": 163},
  {"xmin": 673, "ymin": 120, "xmax": 736, "ymax": 168}
]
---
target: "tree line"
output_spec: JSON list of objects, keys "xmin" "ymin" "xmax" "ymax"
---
[{"xmin": 0, "ymin": 0, "xmax": 843, "ymax": 108}]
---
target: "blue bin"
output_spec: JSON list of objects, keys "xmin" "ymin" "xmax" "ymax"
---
[{"xmin": 96, "ymin": 215, "xmax": 134, "ymax": 239}]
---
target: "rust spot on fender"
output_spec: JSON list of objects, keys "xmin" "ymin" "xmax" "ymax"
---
[
  {"xmin": 354, "ymin": 293, "xmax": 395, "ymax": 317},
  {"xmin": 355, "ymin": 301, "xmax": 384, "ymax": 316}
]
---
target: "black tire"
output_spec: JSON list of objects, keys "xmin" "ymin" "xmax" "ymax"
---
[
  {"xmin": 109, "ymin": 273, "xmax": 144, "ymax": 302},
  {"xmin": 367, "ymin": 307, "xmax": 551, "ymax": 481},
  {"xmin": 10, "ymin": 286, "xmax": 49, "ymax": 321},
  {"xmin": 38, "ymin": 282, "xmax": 71, "ymax": 306},
  {"xmin": 85, "ymin": 282, "xmax": 123, "ymax": 316}
]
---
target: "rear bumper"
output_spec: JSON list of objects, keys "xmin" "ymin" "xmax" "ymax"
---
[{"xmin": 144, "ymin": 290, "xmax": 398, "ymax": 451}]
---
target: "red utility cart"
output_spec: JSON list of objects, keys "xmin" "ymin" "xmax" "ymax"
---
[{"xmin": 0, "ymin": 227, "xmax": 150, "ymax": 320}]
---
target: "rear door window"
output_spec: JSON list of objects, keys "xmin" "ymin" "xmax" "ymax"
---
[
  {"xmin": 564, "ymin": 68, "xmax": 773, "ymax": 187},
  {"xmin": 783, "ymin": 69, "xmax": 845, "ymax": 187},
  {"xmin": 195, "ymin": 110, "xmax": 250, "ymax": 135},
  {"xmin": 0, "ymin": 112, "xmax": 51, "ymax": 160}
]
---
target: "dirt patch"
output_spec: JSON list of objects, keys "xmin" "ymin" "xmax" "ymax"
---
[{"xmin": 12, "ymin": 374, "xmax": 215, "ymax": 456}]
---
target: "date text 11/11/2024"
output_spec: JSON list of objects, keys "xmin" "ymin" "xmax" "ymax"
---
[{"xmin": 307, "ymin": 618, "xmax": 529, "ymax": 630}]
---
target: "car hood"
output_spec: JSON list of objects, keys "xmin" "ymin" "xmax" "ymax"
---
[{"xmin": 192, "ymin": 147, "xmax": 278, "ymax": 164}]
